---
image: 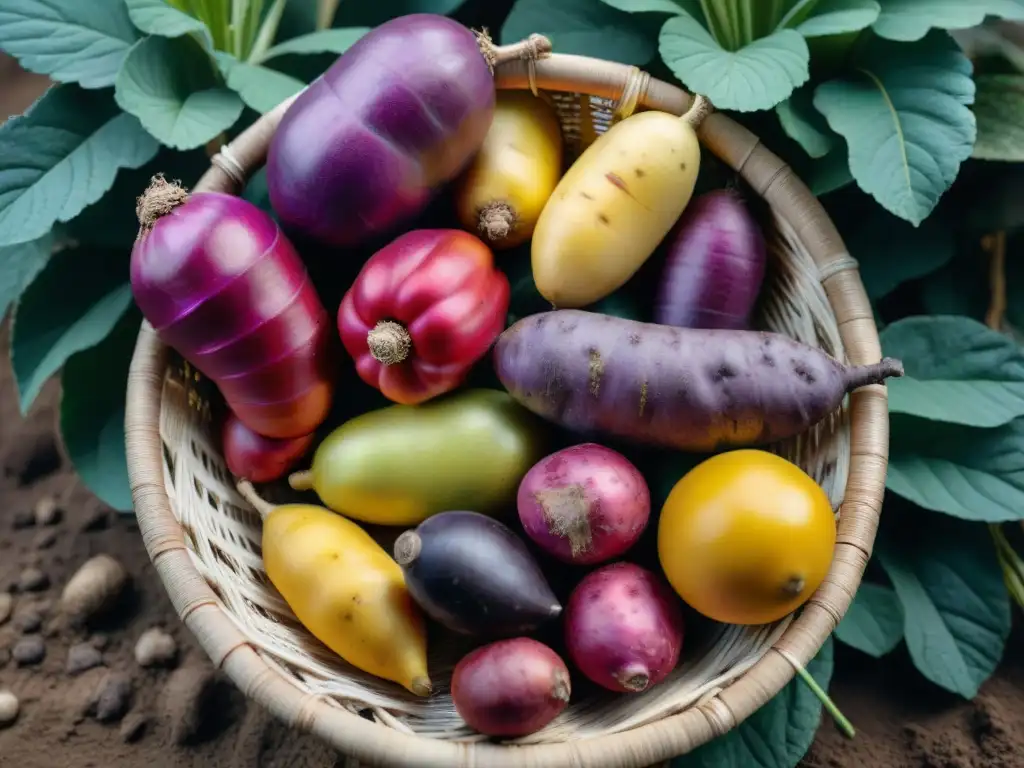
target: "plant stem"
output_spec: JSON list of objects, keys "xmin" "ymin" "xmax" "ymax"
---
[
  {"xmin": 317, "ymin": 0, "xmax": 342, "ymax": 30},
  {"xmin": 700, "ymin": 0, "xmax": 735, "ymax": 50},
  {"xmin": 795, "ymin": 666, "xmax": 856, "ymax": 739},
  {"xmin": 248, "ymin": 0, "xmax": 287, "ymax": 63},
  {"xmin": 230, "ymin": 0, "xmax": 248, "ymax": 58},
  {"xmin": 990, "ymin": 525, "xmax": 1024, "ymax": 609},
  {"xmin": 776, "ymin": 0, "xmax": 820, "ymax": 32},
  {"xmin": 983, "ymin": 231, "xmax": 1007, "ymax": 331}
]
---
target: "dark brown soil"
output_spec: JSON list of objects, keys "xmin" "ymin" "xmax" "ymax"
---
[{"xmin": 2, "ymin": 56, "xmax": 1023, "ymax": 768}]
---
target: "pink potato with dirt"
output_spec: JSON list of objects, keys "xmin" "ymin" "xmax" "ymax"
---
[
  {"xmin": 516, "ymin": 443, "xmax": 650, "ymax": 565},
  {"xmin": 564, "ymin": 562, "xmax": 684, "ymax": 694}
]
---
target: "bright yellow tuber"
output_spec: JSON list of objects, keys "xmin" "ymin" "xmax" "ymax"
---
[
  {"xmin": 454, "ymin": 90, "xmax": 564, "ymax": 250},
  {"xmin": 531, "ymin": 95, "xmax": 711, "ymax": 307},
  {"xmin": 238, "ymin": 482, "xmax": 430, "ymax": 696}
]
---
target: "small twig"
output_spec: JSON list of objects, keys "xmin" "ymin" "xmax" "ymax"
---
[
  {"xmin": 795, "ymin": 666, "xmax": 856, "ymax": 739},
  {"xmin": 983, "ymin": 231, "xmax": 1007, "ymax": 332}
]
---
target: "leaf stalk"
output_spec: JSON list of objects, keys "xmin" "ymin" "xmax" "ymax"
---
[{"xmin": 795, "ymin": 665, "xmax": 856, "ymax": 739}]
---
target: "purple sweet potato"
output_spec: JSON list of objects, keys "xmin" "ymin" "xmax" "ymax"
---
[
  {"xmin": 517, "ymin": 443, "xmax": 649, "ymax": 565},
  {"xmin": 564, "ymin": 562, "xmax": 683, "ymax": 693},
  {"xmin": 654, "ymin": 189, "xmax": 766, "ymax": 330},
  {"xmin": 492, "ymin": 310, "xmax": 903, "ymax": 452}
]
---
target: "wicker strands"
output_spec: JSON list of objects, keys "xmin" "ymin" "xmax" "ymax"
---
[{"xmin": 125, "ymin": 48, "xmax": 890, "ymax": 768}]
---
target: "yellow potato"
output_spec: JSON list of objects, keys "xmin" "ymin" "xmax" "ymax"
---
[
  {"xmin": 255, "ymin": 493, "xmax": 430, "ymax": 696},
  {"xmin": 455, "ymin": 90, "xmax": 563, "ymax": 250},
  {"xmin": 532, "ymin": 103, "xmax": 706, "ymax": 307}
]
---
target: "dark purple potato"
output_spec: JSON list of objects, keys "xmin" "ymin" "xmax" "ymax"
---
[
  {"xmin": 394, "ymin": 510, "xmax": 561, "ymax": 637},
  {"xmin": 655, "ymin": 189, "xmax": 766, "ymax": 330},
  {"xmin": 493, "ymin": 310, "xmax": 904, "ymax": 452},
  {"xmin": 266, "ymin": 14, "xmax": 550, "ymax": 248}
]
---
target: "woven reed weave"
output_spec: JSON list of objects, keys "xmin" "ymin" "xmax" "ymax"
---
[{"xmin": 125, "ymin": 46, "xmax": 890, "ymax": 768}]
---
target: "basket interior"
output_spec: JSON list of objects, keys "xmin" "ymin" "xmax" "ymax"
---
[{"xmin": 153, "ymin": 87, "xmax": 852, "ymax": 744}]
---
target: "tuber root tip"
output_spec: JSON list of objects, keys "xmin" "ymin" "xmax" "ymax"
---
[
  {"xmin": 616, "ymin": 665, "xmax": 650, "ymax": 693},
  {"xmin": 236, "ymin": 480, "xmax": 276, "ymax": 520},
  {"xmin": 367, "ymin": 320, "xmax": 412, "ymax": 366},
  {"xmin": 136, "ymin": 173, "xmax": 189, "ymax": 233},
  {"xmin": 681, "ymin": 94, "xmax": 713, "ymax": 128},
  {"xmin": 478, "ymin": 202, "xmax": 516, "ymax": 242},
  {"xmin": 782, "ymin": 575, "xmax": 806, "ymax": 597},
  {"xmin": 394, "ymin": 531, "xmax": 422, "ymax": 567},
  {"xmin": 476, "ymin": 28, "xmax": 553, "ymax": 73},
  {"xmin": 843, "ymin": 356, "xmax": 905, "ymax": 392},
  {"xmin": 288, "ymin": 470, "xmax": 314, "ymax": 491},
  {"xmin": 410, "ymin": 676, "xmax": 432, "ymax": 698}
]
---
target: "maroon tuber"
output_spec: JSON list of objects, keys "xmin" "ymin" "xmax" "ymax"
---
[{"xmin": 222, "ymin": 413, "xmax": 313, "ymax": 483}]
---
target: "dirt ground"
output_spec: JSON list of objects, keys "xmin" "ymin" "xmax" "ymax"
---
[{"xmin": 2, "ymin": 59, "xmax": 1024, "ymax": 768}]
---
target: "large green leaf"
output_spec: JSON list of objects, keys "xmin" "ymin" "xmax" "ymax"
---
[
  {"xmin": 598, "ymin": 0, "xmax": 701, "ymax": 14},
  {"xmin": 256, "ymin": 27, "xmax": 370, "ymax": 62},
  {"xmin": 805, "ymin": 148, "xmax": 854, "ymax": 196},
  {"xmin": 217, "ymin": 54, "xmax": 305, "ymax": 114},
  {"xmin": 332, "ymin": 0, "xmax": 466, "ymax": 27},
  {"xmin": 873, "ymin": 0, "xmax": 1024, "ymax": 43},
  {"xmin": 782, "ymin": 0, "xmax": 881, "ymax": 38},
  {"xmin": 672, "ymin": 637, "xmax": 834, "ymax": 767},
  {"xmin": 0, "ymin": 232, "xmax": 53, "ymax": 321},
  {"xmin": 660, "ymin": 12, "xmax": 809, "ymax": 111},
  {"xmin": 887, "ymin": 415, "xmax": 1024, "ymax": 522},
  {"xmin": 973, "ymin": 74, "xmax": 1024, "ymax": 162},
  {"xmin": 503, "ymin": 0, "xmax": 659, "ymax": 65},
  {"xmin": 843, "ymin": 209, "xmax": 953, "ymax": 300},
  {"xmin": 0, "ymin": 0, "xmax": 140, "ymax": 88},
  {"xmin": 881, "ymin": 316, "xmax": 1024, "ymax": 428},
  {"xmin": 877, "ymin": 513, "xmax": 1011, "ymax": 698},
  {"xmin": 60, "ymin": 307, "xmax": 141, "ymax": 513},
  {"xmin": 125, "ymin": 0, "xmax": 210, "ymax": 41},
  {"xmin": 115, "ymin": 34, "xmax": 244, "ymax": 150},
  {"xmin": 834, "ymin": 582, "xmax": 904, "ymax": 657},
  {"xmin": 0, "ymin": 84, "xmax": 159, "ymax": 247},
  {"xmin": 10, "ymin": 245, "xmax": 134, "ymax": 414},
  {"xmin": 776, "ymin": 86, "xmax": 835, "ymax": 158},
  {"xmin": 814, "ymin": 31, "xmax": 975, "ymax": 225}
]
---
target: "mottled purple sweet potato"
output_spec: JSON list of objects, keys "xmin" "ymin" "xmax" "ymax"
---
[{"xmin": 493, "ymin": 310, "xmax": 903, "ymax": 452}]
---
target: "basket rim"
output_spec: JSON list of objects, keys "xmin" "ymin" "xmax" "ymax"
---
[{"xmin": 125, "ymin": 49, "xmax": 890, "ymax": 768}]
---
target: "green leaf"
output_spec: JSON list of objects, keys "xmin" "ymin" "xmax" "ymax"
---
[
  {"xmin": 805, "ymin": 147, "xmax": 854, "ymax": 196},
  {"xmin": 882, "ymin": 316, "xmax": 1024, "ymax": 428},
  {"xmin": 834, "ymin": 582, "xmax": 904, "ymax": 657},
  {"xmin": 672, "ymin": 637, "xmax": 834, "ymax": 767},
  {"xmin": 217, "ymin": 55, "xmax": 305, "ymax": 114},
  {"xmin": 0, "ymin": 0, "xmax": 140, "ymax": 88},
  {"xmin": 115, "ymin": 35, "xmax": 244, "ymax": 150},
  {"xmin": 776, "ymin": 86, "xmax": 834, "ymax": 158},
  {"xmin": 0, "ymin": 232, "xmax": 53, "ymax": 321},
  {"xmin": 60, "ymin": 307, "xmax": 141, "ymax": 513},
  {"xmin": 0, "ymin": 84, "xmax": 159, "ymax": 247},
  {"xmin": 503, "ymin": 0, "xmax": 659, "ymax": 65},
  {"xmin": 844, "ymin": 210, "xmax": 953, "ymax": 300},
  {"xmin": 784, "ymin": 0, "xmax": 880, "ymax": 38},
  {"xmin": 256, "ymin": 26, "xmax": 369, "ymax": 62},
  {"xmin": 813, "ymin": 31, "xmax": 975, "ymax": 225},
  {"xmin": 659, "ymin": 13, "xmax": 809, "ymax": 112},
  {"xmin": 332, "ymin": 0, "xmax": 466, "ymax": 27},
  {"xmin": 598, "ymin": 0, "xmax": 700, "ymax": 14},
  {"xmin": 973, "ymin": 74, "xmax": 1024, "ymax": 162},
  {"xmin": 873, "ymin": 0, "xmax": 1024, "ymax": 43},
  {"xmin": 878, "ymin": 513, "xmax": 1011, "ymax": 698},
  {"xmin": 10, "ymin": 245, "xmax": 134, "ymax": 415},
  {"xmin": 888, "ymin": 415, "xmax": 1024, "ymax": 522},
  {"xmin": 125, "ymin": 0, "xmax": 210, "ymax": 41}
]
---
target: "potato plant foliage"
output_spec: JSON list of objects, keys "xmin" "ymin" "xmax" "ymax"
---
[{"xmin": 1, "ymin": 0, "xmax": 1024, "ymax": 766}]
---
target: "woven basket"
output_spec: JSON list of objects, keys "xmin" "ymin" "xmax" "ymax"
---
[{"xmin": 124, "ymin": 43, "xmax": 890, "ymax": 768}]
